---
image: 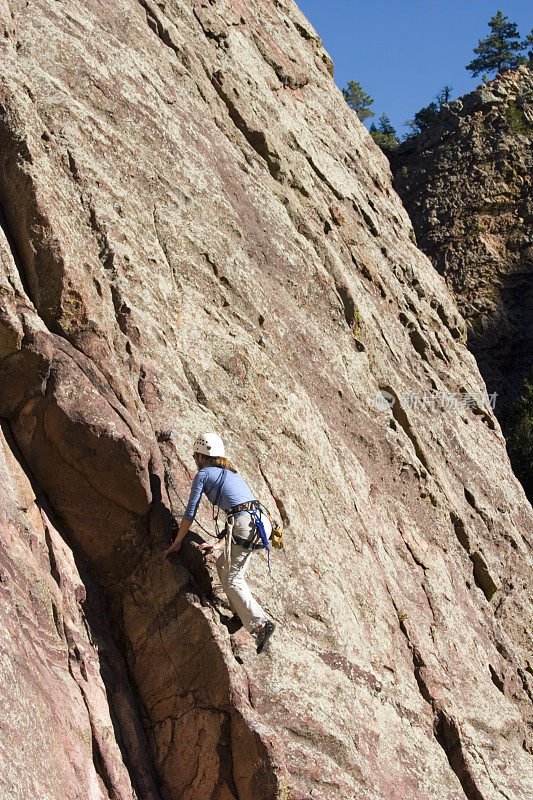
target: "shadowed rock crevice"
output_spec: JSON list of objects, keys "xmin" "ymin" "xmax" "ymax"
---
[
  {"xmin": 469, "ymin": 551, "xmax": 498, "ymax": 602},
  {"xmin": 0, "ymin": 418, "xmax": 164, "ymax": 800},
  {"xmin": 306, "ymin": 152, "xmax": 343, "ymax": 200},
  {"xmin": 335, "ymin": 280, "xmax": 357, "ymax": 329},
  {"xmin": 449, "ymin": 511, "xmax": 499, "ymax": 602},
  {"xmin": 84, "ymin": 598, "xmax": 167, "ymax": 800},
  {"xmin": 0, "ymin": 200, "xmax": 32, "ymax": 301},
  {"xmin": 391, "ymin": 593, "xmax": 486, "ymax": 800},
  {"xmin": 380, "ymin": 384, "xmax": 432, "ymax": 473},
  {"xmin": 209, "ymin": 70, "xmax": 285, "ymax": 182},
  {"xmin": 178, "ymin": 355, "xmax": 210, "ymax": 407},
  {"xmin": 0, "ymin": 107, "xmax": 67, "ymax": 327},
  {"xmin": 433, "ymin": 711, "xmax": 486, "ymax": 800}
]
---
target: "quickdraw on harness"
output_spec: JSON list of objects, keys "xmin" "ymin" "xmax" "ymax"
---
[
  {"xmin": 250, "ymin": 507, "xmax": 272, "ymax": 574},
  {"xmin": 249, "ymin": 506, "xmax": 285, "ymax": 553}
]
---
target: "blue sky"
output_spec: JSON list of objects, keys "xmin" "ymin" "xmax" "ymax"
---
[{"xmin": 296, "ymin": 1, "xmax": 531, "ymax": 136}]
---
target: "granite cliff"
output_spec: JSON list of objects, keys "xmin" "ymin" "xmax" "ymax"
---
[
  {"xmin": 391, "ymin": 66, "xmax": 533, "ymax": 429},
  {"xmin": 1, "ymin": 2, "xmax": 532, "ymax": 800}
]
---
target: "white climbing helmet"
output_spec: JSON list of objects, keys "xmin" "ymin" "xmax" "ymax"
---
[{"xmin": 193, "ymin": 432, "xmax": 225, "ymax": 458}]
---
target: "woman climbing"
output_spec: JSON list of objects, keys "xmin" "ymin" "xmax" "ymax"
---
[{"xmin": 163, "ymin": 432, "xmax": 276, "ymax": 653}]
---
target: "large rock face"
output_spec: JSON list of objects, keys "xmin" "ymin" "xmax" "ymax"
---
[
  {"xmin": 390, "ymin": 67, "xmax": 533, "ymax": 428},
  {"xmin": 0, "ymin": 2, "xmax": 532, "ymax": 799}
]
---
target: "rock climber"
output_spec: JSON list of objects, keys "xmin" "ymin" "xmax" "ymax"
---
[{"xmin": 163, "ymin": 432, "xmax": 276, "ymax": 653}]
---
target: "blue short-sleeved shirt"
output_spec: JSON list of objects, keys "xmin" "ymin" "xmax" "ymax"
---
[{"xmin": 183, "ymin": 466, "xmax": 255, "ymax": 521}]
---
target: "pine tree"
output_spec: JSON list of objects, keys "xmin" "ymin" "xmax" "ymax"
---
[
  {"xmin": 404, "ymin": 102, "xmax": 440, "ymax": 135},
  {"xmin": 342, "ymin": 81, "xmax": 374, "ymax": 122},
  {"xmin": 466, "ymin": 10, "xmax": 526, "ymax": 77},
  {"xmin": 436, "ymin": 85, "xmax": 453, "ymax": 105},
  {"xmin": 378, "ymin": 114, "xmax": 396, "ymax": 137},
  {"xmin": 526, "ymin": 28, "xmax": 533, "ymax": 67},
  {"xmin": 369, "ymin": 114, "xmax": 398, "ymax": 153}
]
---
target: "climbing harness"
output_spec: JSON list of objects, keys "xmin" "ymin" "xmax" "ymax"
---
[
  {"xmin": 226, "ymin": 499, "xmax": 262, "ymax": 516},
  {"xmin": 225, "ymin": 501, "xmax": 280, "ymax": 574}
]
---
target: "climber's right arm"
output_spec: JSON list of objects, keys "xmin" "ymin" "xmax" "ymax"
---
[
  {"xmin": 163, "ymin": 471, "xmax": 206, "ymax": 558},
  {"xmin": 183, "ymin": 470, "xmax": 206, "ymax": 521}
]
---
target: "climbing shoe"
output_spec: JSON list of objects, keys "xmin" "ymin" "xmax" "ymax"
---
[{"xmin": 255, "ymin": 620, "xmax": 275, "ymax": 653}]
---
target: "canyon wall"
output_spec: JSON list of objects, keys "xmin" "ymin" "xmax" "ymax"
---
[
  {"xmin": 391, "ymin": 66, "xmax": 533, "ymax": 428},
  {"xmin": 1, "ymin": 2, "xmax": 532, "ymax": 799}
]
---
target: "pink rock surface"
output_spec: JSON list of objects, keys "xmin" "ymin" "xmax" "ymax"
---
[
  {"xmin": 0, "ymin": 421, "xmax": 138, "ymax": 800},
  {"xmin": 0, "ymin": 2, "xmax": 531, "ymax": 799}
]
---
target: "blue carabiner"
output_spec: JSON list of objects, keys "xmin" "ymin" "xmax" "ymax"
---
[{"xmin": 251, "ymin": 509, "xmax": 271, "ymax": 574}]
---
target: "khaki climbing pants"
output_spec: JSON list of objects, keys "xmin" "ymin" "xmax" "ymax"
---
[{"xmin": 216, "ymin": 510, "xmax": 271, "ymax": 634}]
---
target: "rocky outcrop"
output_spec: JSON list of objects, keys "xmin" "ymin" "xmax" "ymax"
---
[
  {"xmin": 0, "ymin": 2, "xmax": 532, "ymax": 800},
  {"xmin": 390, "ymin": 67, "xmax": 533, "ymax": 428},
  {"xmin": 0, "ymin": 419, "xmax": 162, "ymax": 800}
]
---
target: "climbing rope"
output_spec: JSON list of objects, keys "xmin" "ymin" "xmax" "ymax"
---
[{"xmin": 163, "ymin": 460, "xmax": 219, "ymax": 539}]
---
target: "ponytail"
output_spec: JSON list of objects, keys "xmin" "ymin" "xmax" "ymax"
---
[{"xmin": 203, "ymin": 455, "xmax": 237, "ymax": 473}]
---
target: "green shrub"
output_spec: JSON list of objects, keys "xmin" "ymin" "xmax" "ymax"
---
[{"xmin": 505, "ymin": 100, "xmax": 533, "ymax": 135}]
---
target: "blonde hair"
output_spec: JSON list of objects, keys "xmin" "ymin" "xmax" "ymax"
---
[{"xmin": 201, "ymin": 455, "xmax": 237, "ymax": 473}]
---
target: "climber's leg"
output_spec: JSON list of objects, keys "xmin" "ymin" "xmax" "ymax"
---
[{"xmin": 216, "ymin": 545, "xmax": 269, "ymax": 634}]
